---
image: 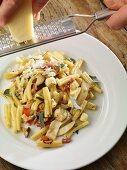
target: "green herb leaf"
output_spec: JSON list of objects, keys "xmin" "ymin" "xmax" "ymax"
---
[
  {"xmin": 89, "ymin": 75, "xmax": 99, "ymax": 83},
  {"xmin": 3, "ymin": 89, "xmax": 10, "ymax": 96},
  {"xmin": 60, "ymin": 63, "xmax": 65, "ymax": 69},
  {"xmin": 65, "ymin": 56, "xmax": 76, "ymax": 64},
  {"xmin": 70, "ymin": 58, "xmax": 76, "ymax": 64},
  {"xmin": 36, "ymin": 97, "xmax": 43, "ymax": 101},
  {"xmin": 37, "ymin": 112, "xmax": 45, "ymax": 128}
]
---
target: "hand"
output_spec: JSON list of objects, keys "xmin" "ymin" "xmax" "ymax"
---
[
  {"xmin": 104, "ymin": 0, "xmax": 127, "ymax": 29},
  {"xmin": 0, "ymin": 0, "xmax": 49, "ymax": 26},
  {"xmin": 32, "ymin": 0, "xmax": 49, "ymax": 20},
  {"xmin": 0, "ymin": 0, "xmax": 22, "ymax": 26}
]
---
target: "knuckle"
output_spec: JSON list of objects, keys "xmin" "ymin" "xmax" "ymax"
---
[
  {"xmin": 0, "ymin": 17, "xmax": 8, "ymax": 26},
  {"xmin": 4, "ymin": 0, "xmax": 18, "ymax": 6}
]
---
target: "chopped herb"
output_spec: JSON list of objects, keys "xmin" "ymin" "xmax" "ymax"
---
[
  {"xmin": 89, "ymin": 75, "xmax": 99, "ymax": 84},
  {"xmin": 37, "ymin": 112, "xmax": 45, "ymax": 128},
  {"xmin": 15, "ymin": 91, "xmax": 21, "ymax": 100},
  {"xmin": 36, "ymin": 97, "xmax": 43, "ymax": 101},
  {"xmin": 60, "ymin": 63, "xmax": 65, "ymax": 68},
  {"xmin": 3, "ymin": 89, "xmax": 10, "ymax": 96},
  {"xmin": 65, "ymin": 56, "xmax": 76, "ymax": 64},
  {"xmin": 70, "ymin": 58, "xmax": 76, "ymax": 64},
  {"xmin": 55, "ymin": 64, "xmax": 65, "ymax": 71}
]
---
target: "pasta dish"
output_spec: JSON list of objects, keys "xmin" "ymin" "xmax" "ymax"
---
[{"xmin": 0, "ymin": 50, "xmax": 102, "ymax": 148}]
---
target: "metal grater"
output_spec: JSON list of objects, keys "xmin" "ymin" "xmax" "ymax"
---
[
  {"xmin": 0, "ymin": 8, "xmax": 116, "ymax": 57},
  {"xmin": 0, "ymin": 18, "xmax": 76, "ymax": 57}
]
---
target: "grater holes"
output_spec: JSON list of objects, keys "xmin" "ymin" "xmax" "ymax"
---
[{"xmin": 0, "ymin": 18, "xmax": 76, "ymax": 56}]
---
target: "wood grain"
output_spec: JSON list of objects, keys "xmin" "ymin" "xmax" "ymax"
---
[
  {"xmin": 0, "ymin": 0, "xmax": 127, "ymax": 170},
  {"xmin": 41, "ymin": 0, "xmax": 127, "ymax": 69}
]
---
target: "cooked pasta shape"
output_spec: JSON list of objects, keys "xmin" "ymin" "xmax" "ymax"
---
[{"xmin": 0, "ymin": 50, "xmax": 102, "ymax": 148}]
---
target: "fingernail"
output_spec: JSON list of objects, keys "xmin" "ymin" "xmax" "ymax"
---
[
  {"xmin": 33, "ymin": 13, "xmax": 37, "ymax": 18},
  {"xmin": 36, "ymin": 13, "xmax": 40, "ymax": 21},
  {"xmin": 33, "ymin": 13, "xmax": 40, "ymax": 21}
]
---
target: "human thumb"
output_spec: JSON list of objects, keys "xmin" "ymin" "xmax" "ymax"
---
[{"xmin": 106, "ymin": 4, "xmax": 127, "ymax": 29}]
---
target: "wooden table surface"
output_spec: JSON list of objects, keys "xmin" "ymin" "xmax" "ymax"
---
[{"xmin": 0, "ymin": 0, "xmax": 127, "ymax": 170}]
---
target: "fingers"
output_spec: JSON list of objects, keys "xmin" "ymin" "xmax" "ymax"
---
[
  {"xmin": 0, "ymin": 0, "xmax": 49, "ymax": 26},
  {"xmin": 106, "ymin": 4, "xmax": 127, "ymax": 29},
  {"xmin": 34, "ymin": 12, "xmax": 41, "ymax": 21},
  {"xmin": 0, "ymin": 0, "xmax": 22, "ymax": 26},
  {"xmin": 104, "ymin": 0, "xmax": 126, "ymax": 10},
  {"xmin": 32, "ymin": 0, "xmax": 49, "ymax": 15}
]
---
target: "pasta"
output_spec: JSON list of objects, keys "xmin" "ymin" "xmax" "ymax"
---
[
  {"xmin": 0, "ymin": 50, "xmax": 102, "ymax": 148},
  {"xmin": 4, "ymin": 104, "xmax": 11, "ymax": 128},
  {"xmin": 11, "ymin": 105, "xmax": 17, "ymax": 133},
  {"xmin": 31, "ymin": 126, "xmax": 49, "ymax": 141},
  {"xmin": 16, "ymin": 105, "xmax": 23, "ymax": 131}
]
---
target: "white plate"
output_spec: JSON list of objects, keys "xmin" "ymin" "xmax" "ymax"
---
[{"xmin": 0, "ymin": 33, "xmax": 127, "ymax": 170}]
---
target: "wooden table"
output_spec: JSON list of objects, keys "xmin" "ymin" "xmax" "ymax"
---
[{"xmin": 0, "ymin": 0, "xmax": 127, "ymax": 169}]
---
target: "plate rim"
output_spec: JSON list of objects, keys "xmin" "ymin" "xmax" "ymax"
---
[{"xmin": 0, "ymin": 33, "xmax": 127, "ymax": 170}]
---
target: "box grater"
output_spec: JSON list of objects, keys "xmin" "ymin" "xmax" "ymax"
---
[{"xmin": 0, "ymin": 8, "xmax": 116, "ymax": 57}]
